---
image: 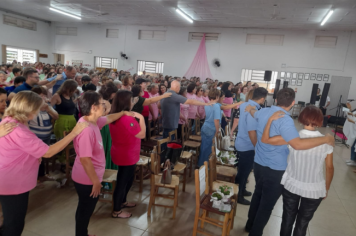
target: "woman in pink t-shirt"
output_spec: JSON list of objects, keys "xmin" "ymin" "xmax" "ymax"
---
[
  {"xmin": 178, "ymin": 86, "xmax": 189, "ymax": 140},
  {"xmin": 148, "ymin": 84, "xmax": 159, "ymax": 121},
  {"xmin": 196, "ymin": 86, "xmax": 206, "ymax": 120},
  {"xmin": 202, "ymin": 89, "xmax": 210, "ymax": 103},
  {"xmin": 72, "ymin": 91, "xmax": 135, "ymax": 235},
  {"xmin": 109, "ymin": 90, "xmax": 146, "ymax": 219},
  {"xmin": 186, "ymin": 83, "xmax": 200, "ymax": 134},
  {"xmin": 0, "ymin": 91, "xmax": 88, "ymax": 236}
]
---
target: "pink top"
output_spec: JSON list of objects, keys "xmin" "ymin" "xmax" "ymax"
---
[
  {"xmin": 72, "ymin": 117, "xmax": 107, "ymax": 185},
  {"xmin": 186, "ymin": 93, "xmax": 198, "ymax": 119},
  {"xmin": 223, "ymin": 97, "xmax": 234, "ymax": 117},
  {"xmin": 110, "ymin": 115, "xmax": 141, "ymax": 166},
  {"xmin": 196, "ymin": 96, "xmax": 206, "ymax": 119},
  {"xmin": 148, "ymin": 92, "xmax": 159, "ymax": 120},
  {"xmin": 179, "ymin": 104, "xmax": 189, "ymax": 124},
  {"xmin": 203, "ymin": 96, "xmax": 210, "ymax": 103},
  {"xmin": 0, "ymin": 117, "xmax": 49, "ymax": 195}
]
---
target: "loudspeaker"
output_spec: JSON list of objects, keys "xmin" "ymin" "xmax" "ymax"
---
[
  {"xmin": 273, "ymin": 79, "xmax": 281, "ymax": 99},
  {"xmin": 264, "ymin": 71, "xmax": 272, "ymax": 82},
  {"xmin": 310, "ymin": 84, "xmax": 319, "ymax": 105},
  {"xmin": 283, "ymin": 80, "xmax": 288, "ymax": 88},
  {"xmin": 320, "ymin": 83, "xmax": 331, "ymax": 107}
]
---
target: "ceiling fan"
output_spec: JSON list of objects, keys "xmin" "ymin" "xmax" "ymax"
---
[{"xmin": 270, "ymin": 4, "xmax": 286, "ymax": 20}]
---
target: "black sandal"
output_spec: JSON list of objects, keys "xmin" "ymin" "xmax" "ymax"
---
[
  {"xmin": 121, "ymin": 202, "xmax": 136, "ymax": 209},
  {"xmin": 111, "ymin": 211, "xmax": 132, "ymax": 219}
]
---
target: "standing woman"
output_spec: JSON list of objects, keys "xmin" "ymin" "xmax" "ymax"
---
[
  {"xmin": 196, "ymin": 86, "xmax": 206, "ymax": 129},
  {"xmin": 202, "ymin": 89, "xmax": 210, "ymax": 103},
  {"xmin": 109, "ymin": 90, "xmax": 146, "ymax": 218},
  {"xmin": 262, "ymin": 107, "xmax": 334, "ymax": 236},
  {"xmin": 221, "ymin": 82, "xmax": 234, "ymax": 132},
  {"xmin": 178, "ymin": 86, "xmax": 189, "ymax": 140},
  {"xmin": 0, "ymin": 91, "xmax": 88, "ymax": 236},
  {"xmin": 51, "ymin": 80, "xmax": 78, "ymax": 141},
  {"xmin": 122, "ymin": 75, "xmax": 134, "ymax": 91},
  {"xmin": 158, "ymin": 84, "xmax": 167, "ymax": 95},
  {"xmin": 72, "ymin": 91, "xmax": 134, "ymax": 236},
  {"xmin": 186, "ymin": 83, "xmax": 199, "ymax": 132},
  {"xmin": 0, "ymin": 88, "xmax": 7, "ymax": 122},
  {"xmin": 148, "ymin": 84, "xmax": 159, "ymax": 122},
  {"xmin": 240, "ymin": 85, "xmax": 248, "ymax": 102},
  {"xmin": 98, "ymin": 82, "xmax": 118, "ymax": 170}
]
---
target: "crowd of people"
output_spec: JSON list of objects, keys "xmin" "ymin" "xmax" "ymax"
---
[{"xmin": 0, "ymin": 60, "xmax": 352, "ymax": 236}]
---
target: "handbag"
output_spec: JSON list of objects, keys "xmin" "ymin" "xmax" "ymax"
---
[
  {"xmin": 160, "ymin": 160, "xmax": 172, "ymax": 184},
  {"xmin": 220, "ymin": 128, "xmax": 231, "ymax": 150}
]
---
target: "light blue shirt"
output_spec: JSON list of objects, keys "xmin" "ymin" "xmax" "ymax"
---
[
  {"xmin": 47, "ymin": 71, "xmax": 67, "ymax": 94},
  {"xmin": 254, "ymin": 105, "xmax": 299, "ymax": 171},
  {"xmin": 203, "ymin": 103, "xmax": 222, "ymax": 132},
  {"xmin": 235, "ymin": 100, "xmax": 260, "ymax": 152}
]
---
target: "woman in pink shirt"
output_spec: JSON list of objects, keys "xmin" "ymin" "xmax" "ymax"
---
[
  {"xmin": 148, "ymin": 84, "xmax": 159, "ymax": 121},
  {"xmin": 221, "ymin": 82, "xmax": 234, "ymax": 132},
  {"xmin": 202, "ymin": 89, "xmax": 210, "ymax": 103},
  {"xmin": 0, "ymin": 91, "xmax": 88, "ymax": 236},
  {"xmin": 178, "ymin": 87, "xmax": 189, "ymax": 140},
  {"xmin": 196, "ymin": 86, "xmax": 206, "ymax": 120},
  {"xmin": 186, "ymin": 83, "xmax": 199, "ymax": 133},
  {"xmin": 72, "ymin": 91, "xmax": 134, "ymax": 236},
  {"xmin": 109, "ymin": 90, "xmax": 146, "ymax": 219}
]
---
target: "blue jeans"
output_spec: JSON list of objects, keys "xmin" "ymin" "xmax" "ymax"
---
[
  {"xmin": 351, "ymin": 139, "xmax": 356, "ymax": 161},
  {"xmin": 235, "ymin": 150, "xmax": 255, "ymax": 196},
  {"xmin": 246, "ymin": 162, "xmax": 285, "ymax": 236},
  {"xmin": 198, "ymin": 125, "xmax": 216, "ymax": 167}
]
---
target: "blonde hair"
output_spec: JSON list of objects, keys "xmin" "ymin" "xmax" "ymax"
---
[{"xmin": 4, "ymin": 91, "xmax": 43, "ymax": 123}]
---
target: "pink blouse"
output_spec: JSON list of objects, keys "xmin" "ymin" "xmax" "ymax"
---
[
  {"xmin": 223, "ymin": 97, "xmax": 234, "ymax": 117},
  {"xmin": 196, "ymin": 96, "xmax": 206, "ymax": 119},
  {"xmin": 203, "ymin": 96, "xmax": 210, "ymax": 103},
  {"xmin": 179, "ymin": 104, "xmax": 189, "ymax": 124},
  {"xmin": 186, "ymin": 93, "xmax": 198, "ymax": 119},
  {"xmin": 148, "ymin": 92, "xmax": 159, "ymax": 120}
]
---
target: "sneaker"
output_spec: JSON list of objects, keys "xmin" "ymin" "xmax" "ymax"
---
[
  {"xmin": 238, "ymin": 197, "xmax": 251, "ymax": 205},
  {"xmin": 346, "ymin": 162, "xmax": 356, "ymax": 167},
  {"xmin": 243, "ymin": 190, "xmax": 252, "ymax": 196},
  {"xmin": 345, "ymin": 160, "xmax": 355, "ymax": 163}
]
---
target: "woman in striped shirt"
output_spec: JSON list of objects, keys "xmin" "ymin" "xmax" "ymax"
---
[{"xmin": 262, "ymin": 106, "xmax": 334, "ymax": 236}]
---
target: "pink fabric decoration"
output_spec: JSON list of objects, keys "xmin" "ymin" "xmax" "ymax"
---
[{"xmin": 184, "ymin": 34, "xmax": 213, "ymax": 80}]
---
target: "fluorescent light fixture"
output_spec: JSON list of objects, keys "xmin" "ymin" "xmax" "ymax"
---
[
  {"xmin": 176, "ymin": 8, "xmax": 193, "ymax": 23},
  {"xmin": 50, "ymin": 7, "xmax": 81, "ymax": 20},
  {"xmin": 321, "ymin": 9, "xmax": 334, "ymax": 26}
]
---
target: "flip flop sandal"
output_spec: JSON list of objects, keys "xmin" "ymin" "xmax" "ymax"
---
[
  {"xmin": 121, "ymin": 202, "xmax": 137, "ymax": 209},
  {"xmin": 112, "ymin": 211, "xmax": 132, "ymax": 219}
]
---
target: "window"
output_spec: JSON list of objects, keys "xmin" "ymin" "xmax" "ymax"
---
[
  {"xmin": 246, "ymin": 34, "xmax": 284, "ymax": 46},
  {"xmin": 3, "ymin": 15, "xmax": 37, "ymax": 31},
  {"xmin": 56, "ymin": 27, "xmax": 77, "ymax": 36},
  {"xmin": 139, "ymin": 30, "xmax": 166, "ymax": 41},
  {"xmin": 106, "ymin": 29, "xmax": 119, "ymax": 38},
  {"xmin": 6, "ymin": 47, "xmax": 37, "ymax": 64},
  {"xmin": 314, "ymin": 36, "xmax": 337, "ymax": 48},
  {"xmin": 94, "ymin": 56, "xmax": 118, "ymax": 69},
  {"xmin": 241, "ymin": 69, "xmax": 278, "ymax": 91},
  {"xmin": 189, "ymin": 32, "xmax": 220, "ymax": 42},
  {"xmin": 137, "ymin": 60, "xmax": 164, "ymax": 75}
]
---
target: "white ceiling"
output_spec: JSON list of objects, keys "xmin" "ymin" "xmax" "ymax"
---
[{"xmin": 1, "ymin": 0, "xmax": 356, "ymax": 30}]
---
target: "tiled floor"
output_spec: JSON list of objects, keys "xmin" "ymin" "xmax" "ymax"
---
[{"xmin": 12, "ymin": 122, "xmax": 356, "ymax": 235}]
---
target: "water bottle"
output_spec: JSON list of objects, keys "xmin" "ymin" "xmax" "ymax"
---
[{"xmin": 103, "ymin": 183, "xmax": 110, "ymax": 199}]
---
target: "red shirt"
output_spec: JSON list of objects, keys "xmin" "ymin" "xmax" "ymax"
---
[
  {"xmin": 142, "ymin": 91, "xmax": 150, "ymax": 117},
  {"xmin": 109, "ymin": 115, "xmax": 141, "ymax": 166}
]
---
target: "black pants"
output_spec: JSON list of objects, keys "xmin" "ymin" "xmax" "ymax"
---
[
  {"xmin": 177, "ymin": 124, "xmax": 183, "ymax": 140},
  {"xmin": 74, "ymin": 182, "xmax": 99, "ymax": 236},
  {"xmin": 144, "ymin": 116, "xmax": 149, "ymax": 140},
  {"xmin": 320, "ymin": 106, "xmax": 326, "ymax": 116},
  {"xmin": 280, "ymin": 188, "xmax": 322, "ymax": 236},
  {"xmin": 0, "ymin": 192, "xmax": 29, "ymax": 236},
  {"xmin": 246, "ymin": 163, "xmax": 285, "ymax": 236},
  {"xmin": 113, "ymin": 164, "xmax": 136, "ymax": 212},
  {"xmin": 235, "ymin": 150, "xmax": 255, "ymax": 196}
]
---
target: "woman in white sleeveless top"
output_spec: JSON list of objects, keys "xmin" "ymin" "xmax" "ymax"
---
[{"xmin": 262, "ymin": 106, "xmax": 334, "ymax": 236}]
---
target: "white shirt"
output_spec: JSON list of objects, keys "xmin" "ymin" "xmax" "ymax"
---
[{"xmin": 281, "ymin": 129, "xmax": 333, "ymax": 199}]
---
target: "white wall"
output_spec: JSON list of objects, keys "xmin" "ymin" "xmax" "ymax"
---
[
  {"xmin": 0, "ymin": 10, "xmax": 53, "ymax": 64},
  {"xmin": 53, "ymin": 22, "xmax": 356, "ymax": 104}
]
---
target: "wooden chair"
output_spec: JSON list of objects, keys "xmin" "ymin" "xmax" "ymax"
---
[
  {"xmin": 98, "ymin": 169, "xmax": 118, "ymax": 210},
  {"xmin": 210, "ymin": 152, "xmax": 237, "ymax": 183},
  {"xmin": 148, "ymin": 147, "xmax": 180, "ymax": 219},
  {"xmin": 207, "ymin": 158, "xmax": 238, "ymax": 219},
  {"xmin": 149, "ymin": 119, "xmax": 163, "ymax": 141},
  {"xmin": 181, "ymin": 123, "xmax": 201, "ymax": 166},
  {"xmin": 192, "ymin": 162, "xmax": 234, "ymax": 236},
  {"xmin": 134, "ymin": 155, "xmax": 150, "ymax": 192},
  {"xmin": 195, "ymin": 117, "xmax": 201, "ymax": 136},
  {"xmin": 63, "ymin": 131, "xmax": 76, "ymax": 185},
  {"xmin": 168, "ymin": 129, "xmax": 194, "ymax": 178},
  {"xmin": 189, "ymin": 119, "xmax": 202, "ymax": 142},
  {"xmin": 157, "ymin": 137, "xmax": 187, "ymax": 192}
]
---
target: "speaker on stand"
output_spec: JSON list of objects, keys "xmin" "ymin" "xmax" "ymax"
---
[
  {"xmin": 264, "ymin": 70, "xmax": 272, "ymax": 89},
  {"xmin": 273, "ymin": 79, "xmax": 281, "ymax": 105},
  {"xmin": 310, "ymin": 84, "xmax": 319, "ymax": 105},
  {"xmin": 283, "ymin": 80, "xmax": 289, "ymax": 88}
]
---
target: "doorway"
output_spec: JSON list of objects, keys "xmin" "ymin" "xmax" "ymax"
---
[
  {"xmin": 327, "ymin": 76, "xmax": 352, "ymax": 116},
  {"xmin": 53, "ymin": 53, "xmax": 65, "ymax": 64}
]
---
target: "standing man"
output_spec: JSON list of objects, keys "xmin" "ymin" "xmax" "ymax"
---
[
  {"xmin": 244, "ymin": 88, "xmax": 334, "ymax": 236},
  {"xmin": 235, "ymin": 87, "xmax": 268, "ymax": 205},
  {"xmin": 40, "ymin": 65, "xmax": 77, "ymax": 94},
  {"xmin": 160, "ymin": 80, "xmax": 212, "ymax": 139}
]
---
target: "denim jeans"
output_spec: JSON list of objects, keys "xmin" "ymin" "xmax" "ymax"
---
[
  {"xmin": 246, "ymin": 162, "xmax": 285, "ymax": 236},
  {"xmin": 351, "ymin": 139, "xmax": 356, "ymax": 161},
  {"xmin": 197, "ymin": 125, "xmax": 216, "ymax": 167},
  {"xmin": 235, "ymin": 150, "xmax": 255, "ymax": 196}
]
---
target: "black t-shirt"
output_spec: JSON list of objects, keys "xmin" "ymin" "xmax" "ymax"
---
[{"xmin": 132, "ymin": 96, "xmax": 146, "ymax": 114}]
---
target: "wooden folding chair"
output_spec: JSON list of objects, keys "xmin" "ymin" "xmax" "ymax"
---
[
  {"xmin": 195, "ymin": 117, "xmax": 201, "ymax": 135},
  {"xmin": 98, "ymin": 169, "xmax": 118, "ymax": 210},
  {"xmin": 134, "ymin": 155, "xmax": 150, "ymax": 192},
  {"xmin": 189, "ymin": 119, "xmax": 202, "ymax": 142},
  {"xmin": 63, "ymin": 131, "xmax": 76, "ymax": 185},
  {"xmin": 193, "ymin": 161, "xmax": 234, "ymax": 236},
  {"xmin": 181, "ymin": 123, "xmax": 201, "ymax": 166},
  {"xmin": 147, "ymin": 147, "xmax": 180, "ymax": 219}
]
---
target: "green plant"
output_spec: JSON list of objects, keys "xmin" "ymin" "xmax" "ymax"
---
[
  {"xmin": 221, "ymin": 157, "xmax": 228, "ymax": 164},
  {"xmin": 212, "ymin": 193, "xmax": 222, "ymax": 200}
]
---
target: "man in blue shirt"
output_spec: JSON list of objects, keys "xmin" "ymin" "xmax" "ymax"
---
[
  {"xmin": 244, "ymin": 88, "xmax": 334, "ymax": 236},
  {"xmin": 235, "ymin": 87, "xmax": 268, "ymax": 205},
  {"xmin": 5, "ymin": 76, "xmax": 25, "ymax": 95},
  {"xmin": 39, "ymin": 65, "xmax": 77, "ymax": 94}
]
